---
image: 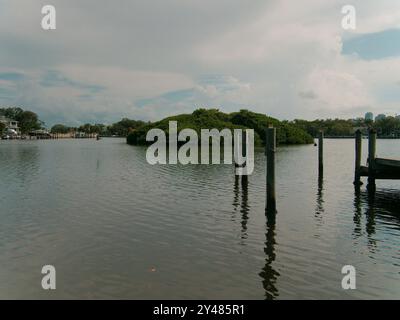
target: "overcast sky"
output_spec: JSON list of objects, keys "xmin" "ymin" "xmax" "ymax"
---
[{"xmin": 1, "ymin": 0, "xmax": 400, "ymax": 126}]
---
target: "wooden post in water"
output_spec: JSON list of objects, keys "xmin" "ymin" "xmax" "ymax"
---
[
  {"xmin": 318, "ymin": 130, "xmax": 324, "ymax": 176},
  {"xmin": 242, "ymin": 130, "xmax": 247, "ymax": 159},
  {"xmin": 367, "ymin": 128, "xmax": 377, "ymax": 191},
  {"xmin": 354, "ymin": 129, "xmax": 362, "ymax": 186},
  {"xmin": 266, "ymin": 126, "xmax": 276, "ymax": 214},
  {"xmin": 241, "ymin": 130, "xmax": 248, "ymax": 183},
  {"xmin": 234, "ymin": 130, "xmax": 246, "ymax": 168}
]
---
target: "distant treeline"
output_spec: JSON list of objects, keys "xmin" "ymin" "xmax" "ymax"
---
[
  {"xmin": 0, "ymin": 107, "xmax": 146, "ymax": 136},
  {"xmin": 3, "ymin": 106, "xmax": 400, "ymax": 139},
  {"xmin": 127, "ymin": 109, "xmax": 314, "ymax": 146},
  {"xmin": 293, "ymin": 117, "xmax": 400, "ymax": 137},
  {"xmin": 50, "ymin": 118, "xmax": 146, "ymax": 137}
]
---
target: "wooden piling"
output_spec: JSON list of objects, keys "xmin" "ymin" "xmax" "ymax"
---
[
  {"xmin": 318, "ymin": 130, "xmax": 324, "ymax": 175},
  {"xmin": 368, "ymin": 129, "xmax": 377, "ymax": 190},
  {"xmin": 354, "ymin": 129, "xmax": 363, "ymax": 186},
  {"xmin": 266, "ymin": 127, "xmax": 276, "ymax": 214},
  {"xmin": 242, "ymin": 130, "xmax": 247, "ymax": 159},
  {"xmin": 234, "ymin": 130, "xmax": 246, "ymax": 168},
  {"xmin": 241, "ymin": 130, "xmax": 248, "ymax": 182}
]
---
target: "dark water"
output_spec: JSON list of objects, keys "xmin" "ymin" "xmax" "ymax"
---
[{"xmin": 0, "ymin": 138, "xmax": 399, "ymax": 299}]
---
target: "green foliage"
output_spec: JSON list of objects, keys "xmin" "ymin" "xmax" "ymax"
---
[
  {"xmin": 18, "ymin": 111, "xmax": 42, "ymax": 133},
  {"xmin": 374, "ymin": 116, "xmax": 400, "ymax": 136},
  {"xmin": 0, "ymin": 107, "xmax": 24, "ymax": 120},
  {"xmin": 294, "ymin": 118, "xmax": 356, "ymax": 137},
  {"xmin": 107, "ymin": 118, "xmax": 145, "ymax": 136},
  {"xmin": 78, "ymin": 123, "xmax": 93, "ymax": 133},
  {"xmin": 51, "ymin": 124, "xmax": 71, "ymax": 134},
  {"xmin": 56, "ymin": 119, "xmax": 146, "ymax": 136},
  {"xmin": 229, "ymin": 110, "xmax": 313, "ymax": 145},
  {"xmin": 90, "ymin": 124, "xmax": 107, "ymax": 134},
  {"xmin": 127, "ymin": 109, "xmax": 314, "ymax": 146},
  {"xmin": 0, "ymin": 122, "xmax": 5, "ymax": 134},
  {"xmin": 293, "ymin": 117, "xmax": 400, "ymax": 137}
]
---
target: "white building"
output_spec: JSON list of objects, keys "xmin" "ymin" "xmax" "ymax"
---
[{"xmin": 0, "ymin": 115, "xmax": 20, "ymax": 134}]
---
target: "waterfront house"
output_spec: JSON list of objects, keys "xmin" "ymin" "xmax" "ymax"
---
[{"xmin": 0, "ymin": 116, "xmax": 20, "ymax": 135}]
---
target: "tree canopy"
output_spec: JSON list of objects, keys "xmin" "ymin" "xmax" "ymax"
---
[
  {"xmin": 107, "ymin": 118, "xmax": 145, "ymax": 136},
  {"xmin": 293, "ymin": 117, "xmax": 400, "ymax": 137},
  {"xmin": 0, "ymin": 122, "xmax": 5, "ymax": 133},
  {"xmin": 375, "ymin": 116, "xmax": 400, "ymax": 136},
  {"xmin": 51, "ymin": 124, "xmax": 71, "ymax": 134},
  {"xmin": 127, "ymin": 109, "xmax": 314, "ymax": 146}
]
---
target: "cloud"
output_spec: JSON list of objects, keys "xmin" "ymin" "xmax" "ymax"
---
[
  {"xmin": 39, "ymin": 70, "xmax": 105, "ymax": 93},
  {"xmin": 298, "ymin": 91, "xmax": 317, "ymax": 100},
  {"xmin": 1, "ymin": 0, "xmax": 400, "ymax": 125},
  {"xmin": 135, "ymin": 75, "xmax": 252, "ymax": 118}
]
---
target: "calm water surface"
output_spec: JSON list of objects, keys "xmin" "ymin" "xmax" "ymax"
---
[{"xmin": 0, "ymin": 138, "xmax": 399, "ymax": 299}]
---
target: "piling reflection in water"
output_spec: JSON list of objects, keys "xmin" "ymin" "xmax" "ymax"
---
[
  {"xmin": 365, "ymin": 189, "xmax": 400, "ymax": 221},
  {"xmin": 232, "ymin": 174, "xmax": 280, "ymax": 299},
  {"xmin": 240, "ymin": 176, "xmax": 249, "ymax": 240},
  {"xmin": 259, "ymin": 212, "xmax": 280, "ymax": 300},
  {"xmin": 353, "ymin": 187, "xmax": 362, "ymax": 239},
  {"xmin": 315, "ymin": 174, "xmax": 324, "ymax": 225},
  {"xmin": 353, "ymin": 187, "xmax": 400, "ymax": 251},
  {"xmin": 232, "ymin": 174, "xmax": 250, "ymax": 241},
  {"xmin": 232, "ymin": 175, "xmax": 240, "ymax": 221},
  {"xmin": 365, "ymin": 191, "xmax": 377, "ymax": 249}
]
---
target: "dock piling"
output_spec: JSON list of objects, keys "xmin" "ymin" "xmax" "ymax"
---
[
  {"xmin": 235, "ymin": 130, "xmax": 247, "ymax": 168},
  {"xmin": 318, "ymin": 130, "xmax": 324, "ymax": 175},
  {"xmin": 266, "ymin": 127, "xmax": 277, "ymax": 214},
  {"xmin": 241, "ymin": 130, "xmax": 248, "ymax": 183},
  {"xmin": 242, "ymin": 129, "xmax": 247, "ymax": 158},
  {"xmin": 354, "ymin": 129, "xmax": 363, "ymax": 186},
  {"xmin": 367, "ymin": 129, "xmax": 377, "ymax": 191}
]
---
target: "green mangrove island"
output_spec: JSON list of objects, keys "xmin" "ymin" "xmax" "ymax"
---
[{"xmin": 126, "ymin": 109, "xmax": 314, "ymax": 147}]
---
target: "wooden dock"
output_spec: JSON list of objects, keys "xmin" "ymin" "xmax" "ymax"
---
[
  {"xmin": 236, "ymin": 126, "xmax": 399, "ymax": 217},
  {"xmin": 354, "ymin": 129, "xmax": 400, "ymax": 189}
]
